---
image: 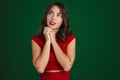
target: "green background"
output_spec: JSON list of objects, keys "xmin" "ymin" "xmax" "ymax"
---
[{"xmin": 0, "ymin": 0, "xmax": 120, "ymax": 80}]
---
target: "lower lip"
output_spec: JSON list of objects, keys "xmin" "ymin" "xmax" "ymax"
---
[
  {"xmin": 50, "ymin": 24, "xmax": 55, "ymax": 26},
  {"xmin": 49, "ymin": 22, "xmax": 56, "ymax": 26}
]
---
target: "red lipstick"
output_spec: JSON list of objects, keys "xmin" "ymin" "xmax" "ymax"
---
[{"xmin": 49, "ymin": 21, "xmax": 56, "ymax": 25}]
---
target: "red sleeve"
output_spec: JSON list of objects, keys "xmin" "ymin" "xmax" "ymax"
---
[
  {"xmin": 32, "ymin": 36, "xmax": 43, "ymax": 47},
  {"xmin": 66, "ymin": 34, "xmax": 76, "ymax": 46}
]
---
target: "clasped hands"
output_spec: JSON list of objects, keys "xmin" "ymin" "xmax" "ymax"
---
[{"xmin": 43, "ymin": 27, "xmax": 57, "ymax": 44}]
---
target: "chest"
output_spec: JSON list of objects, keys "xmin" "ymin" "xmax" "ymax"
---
[{"xmin": 49, "ymin": 42, "xmax": 67, "ymax": 61}]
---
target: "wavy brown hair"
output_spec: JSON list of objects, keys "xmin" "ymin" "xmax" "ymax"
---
[{"xmin": 37, "ymin": 2, "xmax": 72, "ymax": 42}]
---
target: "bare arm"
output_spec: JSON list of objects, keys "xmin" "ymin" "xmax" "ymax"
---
[
  {"xmin": 31, "ymin": 40, "xmax": 50, "ymax": 73},
  {"xmin": 31, "ymin": 27, "xmax": 52, "ymax": 73},
  {"xmin": 51, "ymin": 38, "xmax": 76, "ymax": 71}
]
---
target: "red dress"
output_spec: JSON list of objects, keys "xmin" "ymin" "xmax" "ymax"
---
[{"xmin": 32, "ymin": 34, "xmax": 75, "ymax": 80}]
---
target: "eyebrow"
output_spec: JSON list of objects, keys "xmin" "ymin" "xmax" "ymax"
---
[{"xmin": 49, "ymin": 9, "xmax": 62, "ymax": 14}]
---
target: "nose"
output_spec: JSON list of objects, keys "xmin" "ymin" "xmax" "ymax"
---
[{"xmin": 51, "ymin": 14, "xmax": 56, "ymax": 20}]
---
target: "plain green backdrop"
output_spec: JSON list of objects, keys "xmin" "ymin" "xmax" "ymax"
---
[{"xmin": 0, "ymin": 0, "xmax": 120, "ymax": 80}]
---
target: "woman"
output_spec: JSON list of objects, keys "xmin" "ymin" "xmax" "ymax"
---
[{"xmin": 31, "ymin": 2, "xmax": 76, "ymax": 80}]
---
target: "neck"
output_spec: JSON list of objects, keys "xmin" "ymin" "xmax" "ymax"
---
[{"xmin": 53, "ymin": 28, "xmax": 59, "ymax": 34}]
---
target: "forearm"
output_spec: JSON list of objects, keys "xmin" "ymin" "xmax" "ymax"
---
[
  {"xmin": 35, "ymin": 41, "xmax": 50, "ymax": 72},
  {"xmin": 52, "ymin": 41, "xmax": 71, "ymax": 71}
]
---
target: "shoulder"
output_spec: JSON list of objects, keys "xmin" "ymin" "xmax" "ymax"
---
[
  {"xmin": 31, "ymin": 35, "xmax": 44, "ymax": 47},
  {"xmin": 66, "ymin": 34, "xmax": 76, "ymax": 45},
  {"xmin": 67, "ymin": 34, "xmax": 76, "ymax": 39},
  {"xmin": 32, "ymin": 35, "xmax": 41, "ymax": 42}
]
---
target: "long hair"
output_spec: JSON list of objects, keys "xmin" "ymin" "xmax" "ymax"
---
[{"xmin": 37, "ymin": 2, "xmax": 72, "ymax": 42}]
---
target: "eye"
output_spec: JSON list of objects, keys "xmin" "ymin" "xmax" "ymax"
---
[
  {"xmin": 57, "ymin": 13, "xmax": 62, "ymax": 17},
  {"xmin": 48, "ymin": 11, "xmax": 52, "ymax": 14}
]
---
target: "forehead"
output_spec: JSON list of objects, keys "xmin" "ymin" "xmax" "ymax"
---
[{"xmin": 49, "ymin": 5, "xmax": 61, "ymax": 13}]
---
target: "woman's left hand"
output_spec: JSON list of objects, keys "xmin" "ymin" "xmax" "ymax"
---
[{"xmin": 49, "ymin": 30, "xmax": 56, "ymax": 44}]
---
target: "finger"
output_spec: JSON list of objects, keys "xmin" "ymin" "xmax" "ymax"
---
[
  {"xmin": 44, "ymin": 27, "xmax": 49, "ymax": 32},
  {"xmin": 46, "ymin": 27, "xmax": 53, "ymax": 32}
]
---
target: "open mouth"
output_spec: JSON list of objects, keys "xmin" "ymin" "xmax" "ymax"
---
[{"xmin": 49, "ymin": 21, "xmax": 56, "ymax": 25}]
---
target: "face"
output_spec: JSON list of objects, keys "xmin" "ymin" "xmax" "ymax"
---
[{"xmin": 46, "ymin": 5, "xmax": 63, "ymax": 30}]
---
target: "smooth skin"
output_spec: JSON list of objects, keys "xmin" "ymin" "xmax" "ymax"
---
[{"xmin": 31, "ymin": 5, "xmax": 76, "ymax": 73}]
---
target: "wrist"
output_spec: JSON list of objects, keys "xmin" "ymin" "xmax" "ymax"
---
[
  {"xmin": 45, "ymin": 40, "xmax": 51, "ymax": 44},
  {"xmin": 51, "ymin": 39, "xmax": 56, "ymax": 44}
]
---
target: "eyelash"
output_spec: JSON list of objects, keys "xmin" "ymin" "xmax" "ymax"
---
[
  {"xmin": 48, "ymin": 11, "xmax": 62, "ymax": 17},
  {"xmin": 57, "ymin": 14, "xmax": 62, "ymax": 17},
  {"xmin": 48, "ymin": 11, "xmax": 52, "ymax": 14}
]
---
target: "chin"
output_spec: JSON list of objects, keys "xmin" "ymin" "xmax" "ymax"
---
[
  {"xmin": 48, "ymin": 26, "xmax": 53, "ymax": 29},
  {"xmin": 48, "ymin": 24, "xmax": 59, "ymax": 29},
  {"xmin": 49, "ymin": 26, "xmax": 55, "ymax": 29}
]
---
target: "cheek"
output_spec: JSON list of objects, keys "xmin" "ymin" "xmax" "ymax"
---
[
  {"xmin": 58, "ymin": 19, "xmax": 63, "ymax": 25},
  {"xmin": 46, "ymin": 15, "xmax": 51, "ymax": 25},
  {"xmin": 47, "ymin": 15, "xmax": 50, "ymax": 21}
]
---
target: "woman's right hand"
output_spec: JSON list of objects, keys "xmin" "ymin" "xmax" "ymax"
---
[{"xmin": 43, "ymin": 27, "xmax": 52, "ymax": 42}]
